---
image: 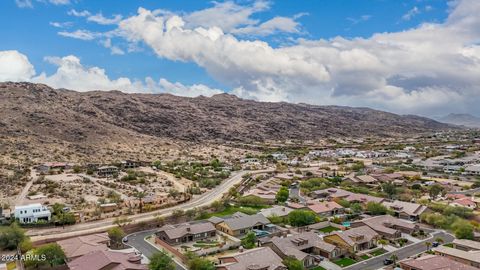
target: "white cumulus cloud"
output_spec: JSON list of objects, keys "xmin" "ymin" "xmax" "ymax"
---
[{"xmin": 0, "ymin": 50, "xmax": 36, "ymax": 81}]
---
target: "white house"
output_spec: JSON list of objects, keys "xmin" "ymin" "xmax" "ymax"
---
[{"xmin": 14, "ymin": 203, "xmax": 51, "ymax": 224}]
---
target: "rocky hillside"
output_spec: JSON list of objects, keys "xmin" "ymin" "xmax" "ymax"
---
[
  {"xmin": 437, "ymin": 113, "xmax": 480, "ymax": 128},
  {"xmin": 0, "ymin": 82, "xmax": 453, "ymax": 145}
]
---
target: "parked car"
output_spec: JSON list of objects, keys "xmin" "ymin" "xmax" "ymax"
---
[
  {"xmin": 432, "ymin": 242, "xmax": 440, "ymax": 247},
  {"xmin": 383, "ymin": 258, "xmax": 393, "ymax": 265}
]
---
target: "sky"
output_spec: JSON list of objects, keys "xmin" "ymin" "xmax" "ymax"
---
[{"xmin": 0, "ymin": 0, "xmax": 479, "ymax": 117}]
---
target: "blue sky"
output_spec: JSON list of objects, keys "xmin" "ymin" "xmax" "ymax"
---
[{"xmin": 1, "ymin": 0, "xmax": 479, "ymax": 116}]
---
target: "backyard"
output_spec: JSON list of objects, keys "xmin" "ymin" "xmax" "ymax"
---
[{"xmin": 318, "ymin": 226, "xmax": 341, "ymax": 233}]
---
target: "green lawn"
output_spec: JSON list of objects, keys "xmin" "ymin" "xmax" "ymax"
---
[
  {"xmin": 311, "ymin": 266, "xmax": 327, "ymax": 270},
  {"xmin": 318, "ymin": 226, "xmax": 341, "ymax": 233},
  {"xmin": 333, "ymin": 258, "xmax": 357, "ymax": 267},
  {"xmin": 444, "ymin": 243, "xmax": 454, "ymax": 248},
  {"xmin": 370, "ymin": 249, "xmax": 387, "ymax": 256},
  {"xmin": 359, "ymin": 254, "xmax": 370, "ymax": 260}
]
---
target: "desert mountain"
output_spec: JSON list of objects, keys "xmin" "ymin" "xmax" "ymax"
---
[
  {"xmin": 437, "ymin": 113, "xmax": 480, "ymax": 128},
  {"xmin": 0, "ymin": 82, "xmax": 453, "ymax": 146}
]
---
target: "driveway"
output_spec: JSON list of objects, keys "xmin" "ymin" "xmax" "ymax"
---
[
  {"xmin": 344, "ymin": 231, "xmax": 454, "ymax": 270},
  {"xmin": 126, "ymin": 229, "xmax": 187, "ymax": 270}
]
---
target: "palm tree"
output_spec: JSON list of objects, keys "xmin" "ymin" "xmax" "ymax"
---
[
  {"xmin": 390, "ymin": 254, "xmax": 398, "ymax": 265},
  {"xmin": 425, "ymin": 241, "xmax": 432, "ymax": 251},
  {"xmin": 134, "ymin": 191, "xmax": 146, "ymax": 213}
]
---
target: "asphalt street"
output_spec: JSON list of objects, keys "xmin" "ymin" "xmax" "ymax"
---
[
  {"xmin": 126, "ymin": 229, "xmax": 187, "ymax": 270},
  {"xmin": 344, "ymin": 231, "xmax": 455, "ymax": 270}
]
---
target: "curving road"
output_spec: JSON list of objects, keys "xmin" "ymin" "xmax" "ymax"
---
[
  {"xmin": 29, "ymin": 169, "xmax": 273, "ymax": 242},
  {"xmin": 125, "ymin": 229, "xmax": 187, "ymax": 270}
]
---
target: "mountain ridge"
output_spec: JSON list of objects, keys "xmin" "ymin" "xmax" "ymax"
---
[{"xmin": 0, "ymin": 82, "xmax": 455, "ymax": 145}]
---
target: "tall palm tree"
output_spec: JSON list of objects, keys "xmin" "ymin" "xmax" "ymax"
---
[
  {"xmin": 134, "ymin": 191, "xmax": 146, "ymax": 213},
  {"xmin": 425, "ymin": 241, "xmax": 432, "ymax": 251},
  {"xmin": 390, "ymin": 254, "xmax": 398, "ymax": 265}
]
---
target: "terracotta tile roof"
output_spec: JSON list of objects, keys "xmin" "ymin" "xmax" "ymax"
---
[
  {"xmin": 307, "ymin": 201, "xmax": 344, "ymax": 214},
  {"xmin": 158, "ymin": 222, "xmax": 216, "ymax": 240},
  {"xmin": 57, "ymin": 233, "xmax": 109, "ymax": 259},
  {"xmin": 67, "ymin": 250, "xmax": 147, "ymax": 270},
  {"xmin": 269, "ymin": 231, "xmax": 337, "ymax": 260},
  {"xmin": 217, "ymin": 247, "xmax": 285, "ymax": 270},
  {"xmin": 400, "ymin": 254, "xmax": 477, "ymax": 270},
  {"xmin": 327, "ymin": 226, "xmax": 379, "ymax": 247}
]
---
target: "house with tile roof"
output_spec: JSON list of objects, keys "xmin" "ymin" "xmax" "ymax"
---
[
  {"xmin": 382, "ymin": 200, "xmax": 428, "ymax": 221},
  {"xmin": 264, "ymin": 231, "xmax": 340, "ymax": 268},
  {"xmin": 56, "ymin": 233, "xmax": 110, "ymax": 260},
  {"xmin": 350, "ymin": 215, "xmax": 418, "ymax": 240},
  {"xmin": 210, "ymin": 212, "xmax": 271, "ymax": 237},
  {"xmin": 323, "ymin": 226, "xmax": 380, "ymax": 255},
  {"xmin": 155, "ymin": 222, "xmax": 216, "ymax": 246},
  {"xmin": 306, "ymin": 201, "xmax": 344, "ymax": 217},
  {"xmin": 399, "ymin": 254, "xmax": 477, "ymax": 270},
  {"xmin": 312, "ymin": 188, "xmax": 384, "ymax": 205},
  {"xmin": 67, "ymin": 250, "xmax": 147, "ymax": 270},
  {"xmin": 216, "ymin": 247, "xmax": 286, "ymax": 270},
  {"xmin": 433, "ymin": 246, "xmax": 480, "ymax": 268}
]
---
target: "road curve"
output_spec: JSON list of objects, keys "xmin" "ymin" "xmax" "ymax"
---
[{"xmin": 30, "ymin": 169, "xmax": 273, "ymax": 242}]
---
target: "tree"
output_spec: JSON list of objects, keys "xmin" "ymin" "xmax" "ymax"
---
[
  {"xmin": 0, "ymin": 222, "xmax": 28, "ymax": 251},
  {"xmin": 134, "ymin": 191, "xmax": 146, "ymax": 213},
  {"xmin": 171, "ymin": 209, "xmax": 184, "ymax": 221},
  {"xmin": 382, "ymin": 182, "xmax": 397, "ymax": 199},
  {"xmin": 185, "ymin": 208, "xmax": 197, "ymax": 220},
  {"xmin": 25, "ymin": 243, "xmax": 66, "ymax": 268},
  {"xmin": 276, "ymin": 187, "xmax": 289, "ymax": 203},
  {"xmin": 366, "ymin": 202, "xmax": 388, "ymax": 215},
  {"xmin": 149, "ymin": 251, "xmax": 175, "ymax": 270},
  {"xmin": 288, "ymin": 210, "xmax": 318, "ymax": 227},
  {"xmin": 435, "ymin": 237, "xmax": 444, "ymax": 244},
  {"xmin": 378, "ymin": 239, "xmax": 388, "ymax": 248},
  {"xmin": 37, "ymin": 243, "xmax": 66, "ymax": 267},
  {"xmin": 210, "ymin": 200, "xmax": 225, "ymax": 212},
  {"xmin": 453, "ymin": 221, "xmax": 474, "ymax": 239},
  {"xmin": 241, "ymin": 231, "xmax": 257, "ymax": 249},
  {"xmin": 350, "ymin": 203, "xmax": 363, "ymax": 214},
  {"xmin": 390, "ymin": 254, "xmax": 398, "ymax": 265},
  {"xmin": 282, "ymin": 257, "xmax": 305, "ymax": 270},
  {"xmin": 425, "ymin": 241, "xmax": 432, "ymax": 251},
  {"xmin": 107, "ymin": 227, "xmax": 125, "ymax": 249},
  {"xmin": 428, "ymin": 184, "xmax": 445, "ymax": 200},
  {"xmin": 187, "ymin": 256, "xmax": 215, "ymax": 270},
  {"xmin": 168, "ymin": 189, "xmax": 180, "ymax": 199}
]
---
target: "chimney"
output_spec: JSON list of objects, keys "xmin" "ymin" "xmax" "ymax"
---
[{"xmin": 186, "ymin": 227, "xmax": 191, "ymax": 232}]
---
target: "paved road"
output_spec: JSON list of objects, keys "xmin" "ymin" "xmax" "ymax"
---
[
  {"xmin": 344, "ymin": 231, "xmax": 454, "ymax": 270},
  {"xmin": 30, "ymin": 169, "xmax": 273, "ymax": 242},
  {"xmin": 126, "ymin": 229, "xmax": 187, "ymax": 270},
  {"xmin": 451, "ymin": 187, "xmax": 480, "ymax": 194}
]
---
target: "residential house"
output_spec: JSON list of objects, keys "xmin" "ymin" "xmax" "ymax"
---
[
  {"xmin": 345, "ymin": 174, "xmax": 378, "ymax": 185},
  {"xmin": 216, "ymin": 247, "xmax": 286, "ymax": 270},
  {"xmin": 452, "ymin": 239, "xmax": 480, "ymax": 251},
  {"xmin": 97, "ymin": 166, "xmax": 119, "ymax": 178},
  {"xmin": 451, "ymin": 198, "xmax": 477, "ymax": 209},
  {"xmin": 155, "ymin": 222, "xmax": 216, "ymax": 246},
  {"xmin": 14, "ymin": 203, "xmax": 51, "ymax": 224},
  {"xmin": 306, "ymin": 201, "xmax": 344, "ymax": 217},
  {"xmin": 121, "ymin": 160, "xmax": 139, "ymax": 169},
  {"xmin": 312, "ymin": 188, "xmax": 384, "ymax": 205},
  {"xmin": 67, "ymin": 250, "xmax": 147, "ymax": 270},
  {"xmin": 323, "ymin": 226, "xmax": 380, "ymax": 255},
  {"xmin": 57, "ymin": 233, "xmax": 110, "ymax": 260},
  {"xmin": 382, "ymin": 200, "xmax": 428, "ymax": 220},
  {"xmin": 434, "ymin": 246, "xmax": 480, "ymax": 268},
  {"xmin": 264, "ymin": 232, "xmax": 339, "ymax": 268},
  {"xmin": 210, "ymin": 212, "xmax": 271, "ymax": 237},
  {"xmin": 350, "ymin": 215, "xmax": 418, "ymax": 240},
  {"xmin": 399, "ymin": 254, "xmax": 477, "ymax": 270}
]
